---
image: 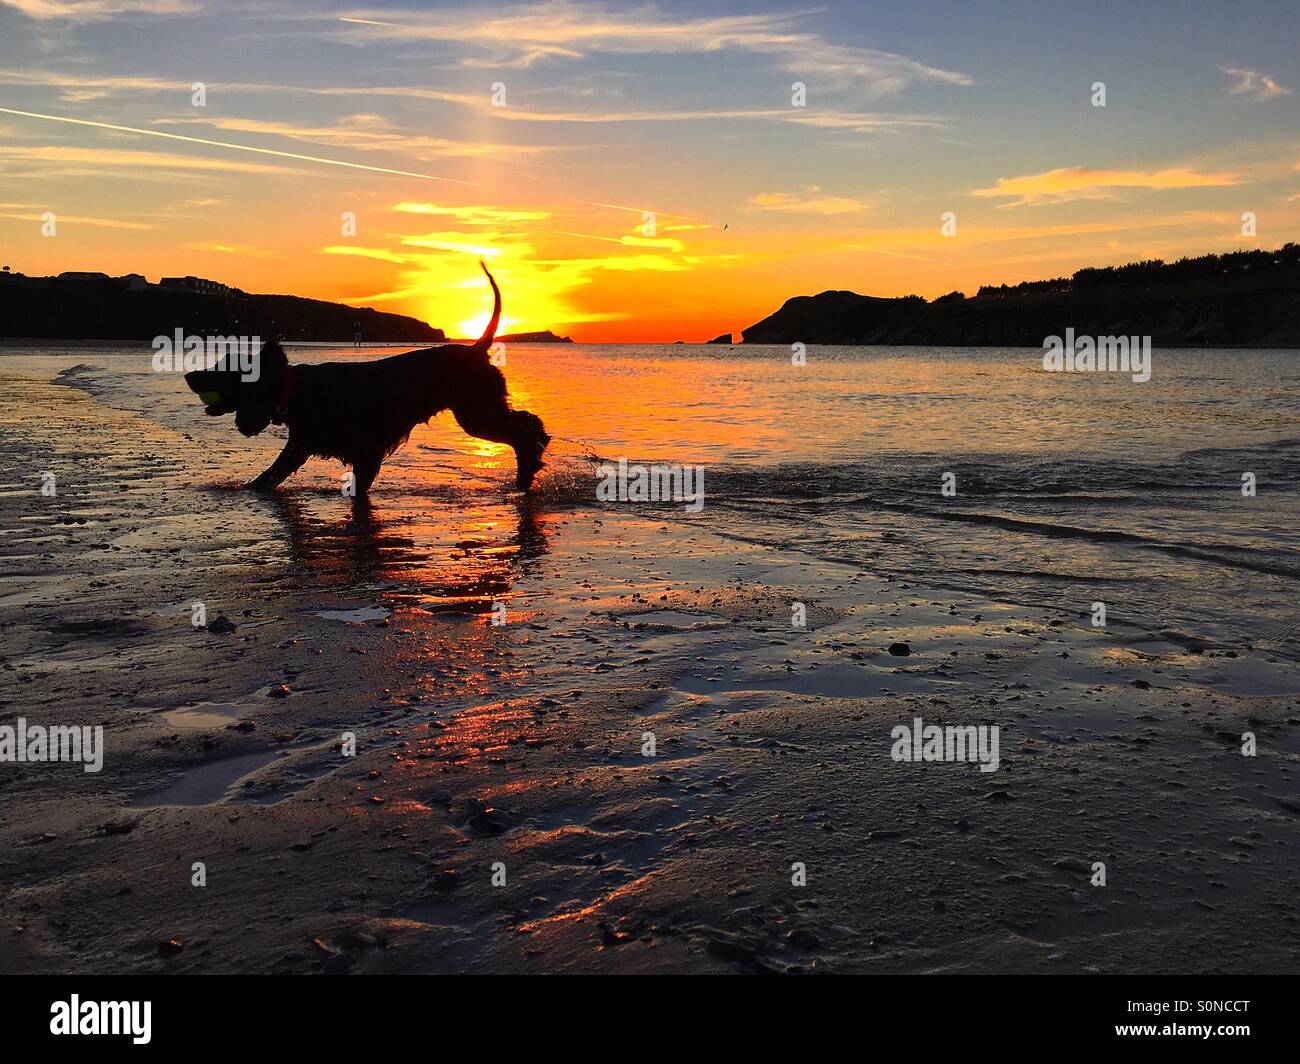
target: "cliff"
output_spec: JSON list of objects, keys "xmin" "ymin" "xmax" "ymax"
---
[
  {"xmin": 741, "ymin": 244, "xmax": 1300, "ymax": 347},
  {"xmin": 0, "ymin": 273, "xmax": 444, "ymax": 342}
]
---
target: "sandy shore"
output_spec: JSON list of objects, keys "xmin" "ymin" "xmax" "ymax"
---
[{"xmin": 1, "ymin": 368, "xmax": 1298, "ymax": 974}]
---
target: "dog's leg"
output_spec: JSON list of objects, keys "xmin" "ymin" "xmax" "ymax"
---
[
  {"xmin": 247, "ymin": 439, "xmax": 308, "ymax": 492},
  {"xmin": 350, "ymin": 452, "xmax": 384, "ymax": 497}
]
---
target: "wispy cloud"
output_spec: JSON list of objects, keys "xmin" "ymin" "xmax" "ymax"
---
[
  {"xmin": 0, "ymin": 56, "xmax": 952, "ymax": 137},
  {"xmin": 156, "ymin": 114, "xmax": 546, "ymax": 159},
  {"xmin": 181, "ymin": 241, "xmax": 283, "ymax": 258},
  {"xmin": 971, "ymin": 166, "xmax": 1240, "ymax": 207},
  {"xmin": 842, "ymin": 244, "xmax": 939, "ymax": 263},
  {"xmin": 400, "ymin": 232, "xmax": 522, "ymax": 258},
  {"xmin": 323, "ymin": 244, "xmax": 410, "ymax": 264},
  {"xmin": 322, "ymin": 194, "xmax": 734, "ymax": 333},
  {"xmin": 0, "ymin": 69, "xmax": 197, "ymax": 102},
  {"xmin": 0, "ymin": 0, "xmax": 197, "ymax": 21},
  {"xmin": 315, "ymin": 85, "xmax": 950, "ymax": 134},
  {"xmin": 750, "ymin": 189, "xmax": 866, "ymax": 215},
  {"xmin": 334, "ymin": 2, "xmax": 973, "ymax": 95},
  {"xmin": 1221, "ymin": 66, "xmax": 1292, "ymax": 101},
  {"xmin": 0, "ymin": 106, "xmax": 478, "ymax": 183},
  {"xmin": 558, "ymin": 230, "xmax": 686, "ymax": 252},
  {"xmin": 394, "ymin": 201, "xmax": 550, "ymax": 225},
  {"xmin": 0, "ymin": 143, "xmax": 290, "ymax": 176},
  {"xmin": 531, "ymin": 253, "xmax": 691, "ymax": 273},
  {"xmin": 0, "ymin": 207, "xmax": 156, "ymax": 228}
]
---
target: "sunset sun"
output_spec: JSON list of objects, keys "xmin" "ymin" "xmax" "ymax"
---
[{"xmin": 458, "ymin": 312, "xmax": 517, "ymax": 339}]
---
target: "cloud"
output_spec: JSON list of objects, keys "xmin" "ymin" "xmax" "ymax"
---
[
  {"xmin": 0, "ymin": 67, "xmax": 945, "ymax": 139},
  {"xmin": 181, "ymin": 241, "xmax": 283, "ymax": 258},
  {"xmin": 334, "ymin": 2, "xmax": 972, "ymax": 95},
  {"xmin": 0, "ymin": 106, "xmax": 476, "ymax": 184},
  {"xmin": 842, "ymin": 244, "xmax": 938, "ymax": 263},
  {"xmin": 324, "ymin": 194, "xmax": 727, "ymax": 333},
  {"xmin": 0, "ymin": 143, "xmax": 291, "ymax": 176},
  {"xmin": 0, "ymin": 69, "xmax": 198, "ymax": 102},
  {"xmin": 394, "ymin": 201, "xmax": 550, "ymax": 225},
  {"xmin": 530, "ymin": 253, "xmax": 691, "ymax": 273},
  {"xmin": 323, "ymin": 245, "xmax": 411, "ymax": 263},
  {"xmin": 400, "ymin": 232, "xmax": 526, "ymax": 258},
  {"xmin": 558, "ymin": 230, "xmax": 686, "ymax": 252},
  {"xmin": 0, "ymin": 208, "xmax": 156, "ymax": 228},
  {"xmin": 0, "ymin": 0, "xmax": 197, "ymax": 21},
  {"xmin": 750, "ymin": 189, "xmax": 866, "ymax": 215},
  {"xmin": 1221, "ymin": 66, "xmax": 1292, "ymax": 101},
  {"xmin": 316, "ymin": 85, "xmax": 950, "ymax": 134},
  {"xmin": 971, "ymin": 166, "xmax": 1240, "ymax": 207},
  {"xmin": 783, "ymin": 112, "xmax": 948, "ymax": 134},
  {"xmin": 156, "ymin": 114, "xmax": 547, "ymax": 159}
]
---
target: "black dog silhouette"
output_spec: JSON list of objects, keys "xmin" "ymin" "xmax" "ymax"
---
[{"xmin": 185, "ymin": 263, "xmax": 549, "ymax": 495}]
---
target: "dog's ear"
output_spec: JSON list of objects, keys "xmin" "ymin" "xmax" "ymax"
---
[
  {"xmin": 257, "ymin": 338, "xmax": 287, "ymax": 370},
  {"xmin": 245, "ymin": 338, "xmax": 287, "ymax": 393}
]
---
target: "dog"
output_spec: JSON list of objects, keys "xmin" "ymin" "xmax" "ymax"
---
[{"xmin": 184, "ymin": 262, "xmax": 549, "ymax": 495}]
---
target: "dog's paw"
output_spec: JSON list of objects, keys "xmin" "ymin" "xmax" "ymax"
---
[{"xmin": 245, "ymin": 477, "xmax": 279, "ymax": 493}]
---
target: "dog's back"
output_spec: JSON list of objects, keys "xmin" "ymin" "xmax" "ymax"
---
[{"xmin": 288, "ymin": 344, "xmax": 507, "ymax": 465}]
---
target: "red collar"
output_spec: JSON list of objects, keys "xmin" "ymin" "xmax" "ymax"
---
[{"xmin": 276, "ymin": 364, "xmax": 296, "ymax": 419}]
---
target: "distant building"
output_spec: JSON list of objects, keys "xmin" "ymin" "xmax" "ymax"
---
[
  {"xmin": 58, "ymin": 271, "xmax": 111, "ymax": 282},
  {"xmin": 159, "ymin": 275, "xmax": 233, "ymax": 296},
  {"xmin": 119, "ymin": 274, "xmax": 149, "ymax": 290}
]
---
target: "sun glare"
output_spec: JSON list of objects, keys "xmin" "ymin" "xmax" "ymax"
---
[{"xmin": 458, "ymin": 313, "xmax": 518, "ymax": 338}]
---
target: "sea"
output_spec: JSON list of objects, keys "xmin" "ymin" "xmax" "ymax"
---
[{"xmin": 3, "ymin": 342, "xmax": 1297, "ymax": 659}]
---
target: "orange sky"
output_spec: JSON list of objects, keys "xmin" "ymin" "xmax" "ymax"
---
[{"xmin": 0, "ymin": 2, "xmax": 1296, "ymax": 341}]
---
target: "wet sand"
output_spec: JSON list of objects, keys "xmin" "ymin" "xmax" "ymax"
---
[{"xmin": 1, "ymin": 367, "xmax": 1298, "ymax": 974}]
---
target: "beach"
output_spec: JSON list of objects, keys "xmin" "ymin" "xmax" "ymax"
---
[{"xmin": 1, "ymin": 343, "xmax": 1297, "ymax": 974}]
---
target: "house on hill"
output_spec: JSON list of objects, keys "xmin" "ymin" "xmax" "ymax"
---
[{"xmin": 159, "ymin": 275, "xmax": 235, "ymax": 296}]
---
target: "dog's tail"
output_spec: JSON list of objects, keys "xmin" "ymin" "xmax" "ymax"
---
[{"xmin": 474, "ymin": 260, "xmax": 502, "ymax": 351}]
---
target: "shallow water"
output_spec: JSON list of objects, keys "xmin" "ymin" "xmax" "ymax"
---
[{"xmin": 4, "ymin": 342, "xmax": 1298, "ymax": 658}]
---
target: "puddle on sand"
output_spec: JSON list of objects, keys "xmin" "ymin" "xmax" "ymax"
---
[
  {"xmin": 315, "ymin": 607, "xmax": 391, "ymax": 623},
  {"xmin": 128, "ymin": 748, "xmax": 291, "ymax": 808},
  {"xmin": 155, "ymin": 701, "xmax": 246, "ymax": 730},
  {"xmin": 636, "ymin": 688, "xmax": 714, "ymax": 717},
  {"xmin": 619, "ymin": 609, "xmax": 728, "ymax": 629}
]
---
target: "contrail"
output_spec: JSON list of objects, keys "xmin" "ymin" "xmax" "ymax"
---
[
  {"xmin": 0, "ymin": 106, "xmax": 478, "ymax": 185},
  {"xmin": 0, "ymin": 104, "xmax": 700, "ymax": 223}
]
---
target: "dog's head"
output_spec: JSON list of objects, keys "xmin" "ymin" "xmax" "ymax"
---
[
  {"xmin": 184, "ymin": 340, "xmax": 287, "ymax": 437},
  {"xmin": 509, "ymin": 410, "xmax": 550, "ymax": 491}
]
